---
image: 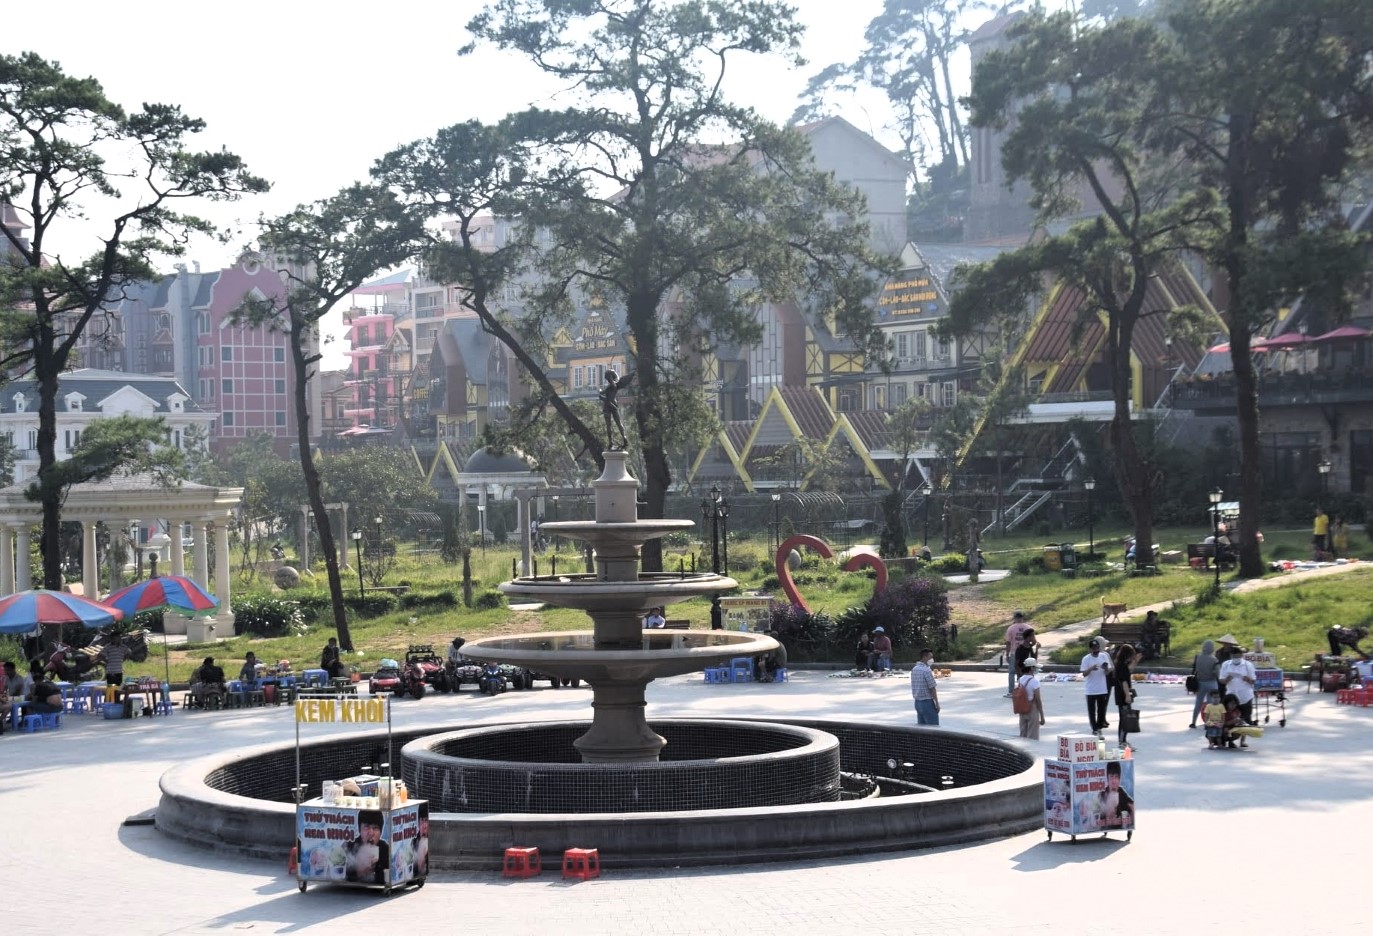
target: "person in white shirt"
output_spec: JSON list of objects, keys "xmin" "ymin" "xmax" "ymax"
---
[
  {"xmin": 1219, "ymin": 652, "xmax": 1258, "ymax": 744},
  {"xmin": 643, "ymin": 607, "xmax": 666, "ymax": 628},
  {"xmin": 1080, "ymin": 638, "xmax": 1114, "ymax": 734},
  {"xmin": 1016, "ymin": 657, "xmax": 1046, "ymax": 739}
]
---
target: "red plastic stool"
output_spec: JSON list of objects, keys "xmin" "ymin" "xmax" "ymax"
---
[
  {"xmin": 503, "ymin": 846, "xmax": 542, "ymax": 878},
  {"xmin": 561, "ymin": 847, "xmax": 600, "ymax": 880}
]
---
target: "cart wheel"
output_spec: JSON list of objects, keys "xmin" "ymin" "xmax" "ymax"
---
[
  {"xmin": 1127, "ymin": 831, "xmax": 1133, "ymax": 842},
  {"xmin": 415, "ymin": 879, "xmax": 425, "ymax": 889},
  {"xmin": 383, "ymin": 886, "xmax": 392, "ymax": 896},
  {"xmin": 1071, "ymin": 835, "xmax": 1077, "ymax": 842},
  {"xmin": 1046, "ymin": 831, "xmax": 1053, "ymax": 841},
  {"xmin": 298, "ymin": 880, "xmax": 307, "ymax": 893},
  {"xmin": 1279, "ymin": 718, "xmax": 1286, "ymax": 727}
]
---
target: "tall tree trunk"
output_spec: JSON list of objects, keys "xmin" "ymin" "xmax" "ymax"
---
[
  {"xmin": 633, "ymin": 321, "xmax": 669, "ymax": 573},
  {"xmin": 291, "ymin": 319, "xmax": 354, "ymax": 650},
  {"xmin": 939, "ymin": 48, "xmax": 968, "ymax": 168},
  {"xmin": 1224, "ymin": 117, "xmax": 1264, "ymax": 579},
  {"xmin": 1107, "ymin": 312, "xmax": 1153, "ymax": 569},
  {"xmin": 35, "ymin": 324, "xmax": 63, "ymax": 591}
]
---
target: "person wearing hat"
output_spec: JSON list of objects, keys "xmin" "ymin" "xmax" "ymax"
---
[
  {"xmin": 1004, "ymin": 611, "xmax": 1033, "ymax": 696},
  {"xmin": 872, "ymin": 627, "xmax": 893, "ymax": 673},
  {"xmin": 1218, "ymin": 642, "xmax": 1258, "ymax": 742},
  {"xmin": 1080, "ymin": 637, "xmax": 1114, "ymax": 734},
  {"xmin": 643, "ymin": 607, "xmax": 666, "ymax": 628},
  {"xmin": 1016, "ymin": 657, "xmax": 1046, "ymax": 739}
]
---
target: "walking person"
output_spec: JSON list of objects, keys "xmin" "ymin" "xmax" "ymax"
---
[
  {"xmin": 1080, "ymin": 637, "xmax": 1113, "ymax": 735},
  {"xmin": 1004, "ymin": 611, "xmax": 1033, "ymax": 697},
  {"xmin": 98, "ymin": 638, "xmax": 128, "ymax": 687},
  {"xmin": 1113, "ymin": 643, "xmax": 1139, "ymax": 749},
  {"xmin": 1189, "ymin": 639, "xmax": 1221, "ymax": 729},
  {"xmin": 909, "ymin": 648, "xmax": 940, "ymax": 726},
  {"xmin": 1015, "ymin": 657, "xmax": 1046, "ymax": 739}
]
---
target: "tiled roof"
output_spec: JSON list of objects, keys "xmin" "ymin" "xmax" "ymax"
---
[
  {"xmin": 724, "ymin": 422, "xmax": 751, "ymax": 452},
  {"xmin": 0, "ymin": 470, "xmax": 219, "ymax": 497},
  {"xmin": 777, "ymin": 387, "xmax": 834, "ymax": 440},
  {"xmin": 191, "ymin": 272, "xmax": 218, "ymax": 309},
  {"xmin": 846, "ymin": 410, "xmax": 889, "ymax": 450},
  {"xmin": 0, "ymin": 369, "xmax": 205, "ymax": 414}
]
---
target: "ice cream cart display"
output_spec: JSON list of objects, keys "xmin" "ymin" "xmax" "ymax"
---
[
  {"xmin": 295, "ymin": 795, "xmax": 427, "ymax": 895},
  {"xmin": 1044, "ymin": 735, "xmax": 1135, "ymax": 842},
  {"xmin": 291, "ymin": 693, "xmax": 428, "ymax": 895}
]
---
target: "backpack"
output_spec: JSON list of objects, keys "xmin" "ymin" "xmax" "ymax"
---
[{"xmin": 1011, "ymin": 678, "xmax": 1033, "ymax": 714}]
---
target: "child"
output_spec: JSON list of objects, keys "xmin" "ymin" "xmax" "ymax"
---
[
  {"xmin": 1203, "ymin": 690, "xmax": 1226, "ymax": 748},
  {"xmin": 1221, "ymin": 693, "xmax": 1243, "ymax": 749}
]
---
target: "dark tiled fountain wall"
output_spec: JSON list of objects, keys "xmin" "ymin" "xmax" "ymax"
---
[
  {"xmin": 200, "ymin": 720, "xmax": 1033, "ymax": 808},
  {"xmin": 403, "ymin": 721, "xmax": 842, "ymax": 813}
]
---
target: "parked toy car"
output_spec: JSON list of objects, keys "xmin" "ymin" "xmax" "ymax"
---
[
  {"xmin": 369, "ymin": 659, "xmax": 403, "ymax": 695},
  {"xmin": 478, "ymin": 662, "xmax": 507, "ymax": 695},
  {"xmin": 445, "ymin": 657, "xmax": 484, "ymax": 692},
  {"xmin": 405, "ymin": 645, "xmax": 448, "ymax": 692},
  {"xmin": 527, "ymin": 670, "xmax": 581, "ymax": 689}
]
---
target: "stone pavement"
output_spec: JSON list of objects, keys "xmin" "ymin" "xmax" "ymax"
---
[{"xmin": 4, "ymin": 662, "xmax": 1368, "ymax": 935}]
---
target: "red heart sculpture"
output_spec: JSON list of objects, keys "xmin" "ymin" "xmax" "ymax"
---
[{"xmin": 774, "ymin": 534, "xmax": 888, "ymax": 613}]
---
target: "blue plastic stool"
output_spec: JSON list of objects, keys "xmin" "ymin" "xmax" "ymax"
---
[
  {"xmin": 41, "ymin": 712, "xmax": 63, "ymax": 729},
  {"xmin": 20, "ymin": 714, "xmax": 44, "ymax": 733},
  {"xmin": 729, "ymin": 657, "xmax": 755, "ymax": 683},
  {"xmin": 704, "ymin": 667, "xmax": 729, "ymax": 684},
  {"xmin": 772, "ymin": 668, "xmax": 789, "ymax": 683}
]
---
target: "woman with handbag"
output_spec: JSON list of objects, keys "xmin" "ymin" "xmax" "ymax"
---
[
  {"xmin": 1188, "ymin": 639, "xmax": 1221, "ymax": 729},
  {"xmin": 1113, "ymin": 643, "xmax": 1140, "ymax": 749}
]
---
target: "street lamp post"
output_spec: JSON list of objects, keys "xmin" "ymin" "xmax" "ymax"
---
[
  {"xmin": 350, "ymin": 528, "xmax": 364, "ymax": 596},
  {"xmin": 702, "ymin": 485, "xmax": 727, "ymax": 630},
  {"xmin": 476, "ymin": 505, "xmax": 487, "ymax": 558},
  {"xmin": 1208, "ymin": 487, "xmax": 1223, "ymax": 588},
  {"xmin": 551, "ymin": 495, "xmax": 559, "ymax": 552},
  {"xmin": 771, "ymin": 493, "xmax": 781, "ymax": 556},
  {"xmin": 1318, "ymin": 458, "xmax": 1331, "ymax": 498},
  {"xmin": 921, "ymin": 482, "xmax": 933, "ymax": 547},
  {"xmin": 1084, "ymin": 477, "xmax": 1096, "ymax": 561}
]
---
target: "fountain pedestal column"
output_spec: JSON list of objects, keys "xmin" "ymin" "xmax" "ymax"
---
[{"xmin": 574, "ymin": 679, "xmax": 666, "ymax": 763}]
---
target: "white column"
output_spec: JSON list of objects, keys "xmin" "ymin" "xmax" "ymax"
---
[
  {"xmin": 214, "ymin": 521, "xmax": 232, "ymax": 613},
  {"xmin": 170, "ymin": 520, "xmax": 185, "ymax": 577},
  {"xmin": 81, "ymin": 520, "xmax": 98, "ymax": 597},
  {"xmin": 15, "ymin": 525, "xmax": 31, "ymax": 590},
  {"xmin": 0, "ymin": 526, "xmax": 13, "ymax": 594},
  {"xmin": 518, "ymin": 492, "xmax": 531, "ymax": 575},
  {"xmin": 193, "ymin": 520, "xmax": 209, "ymax": 585}
]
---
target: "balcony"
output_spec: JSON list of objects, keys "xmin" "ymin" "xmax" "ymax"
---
[{"xmin": 1171, "ymin": 369, "xmax": 1373, "ymax": 413}]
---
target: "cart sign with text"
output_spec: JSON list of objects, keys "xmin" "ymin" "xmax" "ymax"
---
[{"xmin": 1044, "ymin": 759, "xmax": 1135, "ymax": 836}]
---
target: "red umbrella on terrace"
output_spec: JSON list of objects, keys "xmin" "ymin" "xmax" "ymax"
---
[
  {"xmin": 1312, "ymin": 325, "xmax": 1370, "ymax": 343},
  {"xmin": 1251, "ymin": 332, "xmax": 1313, "ymax": 351}
]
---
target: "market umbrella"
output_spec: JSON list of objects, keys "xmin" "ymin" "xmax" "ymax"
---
[
  {"xmin": 0, "ymin": 589, "xmax": 123, "ymax": 635},
  {"xmin": 106, "ymin": 575, "xmax": 219, "ymax": 684},
  {"xmin": 1251, "ymin": 332, "xmax": 1312, "ymax": 351},
  {"xmin": 1312, "ymin": 324, "xmax": 1371, "ymax": 343},
  {"xmin": 1206, "ymin": 342, "xmax": 1231, "ymax": 354}
]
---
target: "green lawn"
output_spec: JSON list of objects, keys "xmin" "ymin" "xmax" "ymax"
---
[{"xmin": 8, "ymin": 531, "xmax": 1365, "ymax": 682}]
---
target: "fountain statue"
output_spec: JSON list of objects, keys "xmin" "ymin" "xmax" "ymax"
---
[{"xmin": 458, "ymin": 450, "xmax": 776, "ymax": 762}]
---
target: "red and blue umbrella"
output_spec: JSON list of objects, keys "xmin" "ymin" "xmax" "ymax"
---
[
  {"xmin": 0, "ymin": 589, "xmax": 123, "ymax": 635},
  {"xmin": 105, "ymin": 575, "xmax": 219, "ymax": 618}
]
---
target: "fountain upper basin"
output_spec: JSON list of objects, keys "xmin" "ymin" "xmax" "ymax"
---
[
  {"xmin": 458, "ymin": 629, "xmax": 778, "ymax": 681},
  {"xmin": 499, "ymin": 571, "xmax": 738, "ymax": 612}
]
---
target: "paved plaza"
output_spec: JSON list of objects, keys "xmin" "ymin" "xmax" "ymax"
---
[{"xmin": 4, "ymin": 663, "xmax": 1367, "ymax": 935}]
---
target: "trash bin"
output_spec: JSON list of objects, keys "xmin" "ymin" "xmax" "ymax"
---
[
  {"xmin": 1059, "ymin": 544, "xmax": 1078, "ymax": 570},
  {"xmin": 1043, "ymin": 545, "xmax": 1063, "ymax": 571}
]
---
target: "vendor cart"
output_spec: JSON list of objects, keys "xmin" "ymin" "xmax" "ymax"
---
[
  {"xmin": 1044, "ymin": 735, "xmax": 1135, "ymax": 843},
  {"xmin": 291, "ymin": 693, "xmax": 427, "ymax": 895},
  {"xmin": 295, "ymin": 791, "xmax": 427, "ymax": 895},
  {"xmin": 1252, "ymin": 666, "xmax": 1290, "ymax": 728}
]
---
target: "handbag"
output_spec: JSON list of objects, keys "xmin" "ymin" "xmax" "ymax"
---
[
  {"xmin": 1185, "ymin": 675, "xmax": 1199, "ymax": 693},
  {"xmin": 1120, "ymin": 705, "xmax": 1142, "ymax": 734}
]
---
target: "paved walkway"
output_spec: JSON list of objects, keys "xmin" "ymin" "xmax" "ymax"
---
[{"xmin": 4, "ymin": 657, "xmax": 1368, "ymax": 934}]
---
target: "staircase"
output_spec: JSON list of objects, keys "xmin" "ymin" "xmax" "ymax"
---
[{"xmin": 980, "ymin": 435, "xmax": 1082, "ymax": 537}]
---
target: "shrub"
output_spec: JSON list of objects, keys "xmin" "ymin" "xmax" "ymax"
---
[
  {"xmin": 347, "ymin": 593, "xmax": 399, "ymax": 617},
  {"xmin": 399, "ymin": 591, "xmax": 459, "ymax": 611},
  {"xmin": 474, "ymin": 590, "xmax": 506, "ymax": 610},
  {"xmin": 233, "ymin": 596, "xmax": 308, "ymax": 638},
  {"xmin": 929, "ymin": 553, "xmax": 969, "ymax": 573},
  {"xmin": 832, "ymin": 574, "xmax": 954, "ymax": 655},
  {"xmin": 1012, "ymin": 554, "xmax": 1046, "ymax": 576}
]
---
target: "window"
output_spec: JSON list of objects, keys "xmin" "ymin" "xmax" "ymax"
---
[
  {"xmin": 26, "ymin": 429, "xmax": 36, "ymax": 450},
  {"xmin": 914, "ymin": 331, "xmax": 927, "ymax": 361},
  {"xmin": 275, "ymin": 412, "xmax": 286, "ymax": 427},
  {"xmin": 573, "ymin": 366, "xmax": 583, "ymax": 389},
  {"xmin": 63, "ymin": 429, "xmax": 81, "ymax": 450},
  {"xmin": 893, "ymin": 383, "xmax": 907, "ymax": 406},
  {"xmin": 275, "ymin": 379, "xmax": 286, "ymax": 394},
  {"xmin": 873, "ymin": 385, "xmax": 887, "ymax": 410},
  {"xmin": 222, "ymin": 412, "xmax": 235, "ymax": 427},
  {"xmin": 936, "ymin": 337, "xmax": 951, "ymax": 360},
  {"xmin": 221, "ymin": 346, "xmax": 232, "ymax": 362},
  {"xmin": 198, "ymin": 312, "xmax": 210, "ymax": 334},
  {"xmin": 172, "ymin": 429, "xmax": 182, "ymax": 449},
  {"xmin": 896, "ymin": 332, "xmax": 908, "ymax": 359},
  {"xmin": 274, "ymin": 347, "xmax": 285, "ymax": 362},
  {"xmin": 942, "ymin": 381, "xmax": 956, "ymax": 407},
  {"xmin": 222, "ymin": 379, "xmax": 233, "ymax": 393}
]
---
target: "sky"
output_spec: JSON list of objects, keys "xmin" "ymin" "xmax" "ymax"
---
[{"xmin": 3, "ymin": 0, "xmax": 903, "ymax": 367}]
